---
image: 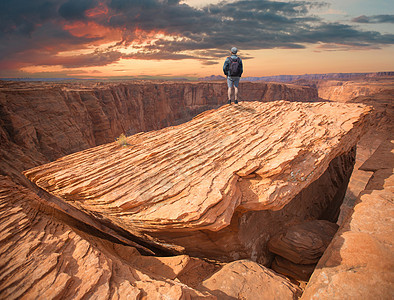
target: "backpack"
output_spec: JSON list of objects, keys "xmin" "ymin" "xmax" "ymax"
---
[{"xmin": 228, "ymin": 57, "xmax": 240, "ymax": 77}]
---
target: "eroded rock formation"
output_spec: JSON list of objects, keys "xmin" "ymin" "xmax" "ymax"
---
[
  {"xmin": 301, "ymin": 147, "xmax": 394, "ymax": 299},
  {"xmin": 24, "ymin": 101, "xmax": 371, "ymax": 263},
  {"xmin": 317, "ymin": 79, "xmax": 394, "ymax": 103},
  {"xmin": 0, "ymin": 80, "xmax": 317, "ymax": 187},
  {"xmin": 2, "ymin": 78, "xmax": 392, "ymax": 299},
  {"xmin": 0, "ymin": 176, "xmax": 218, "ymax": 299},
  {"xmin": 0, "ymin": 80, "xmax": 322, "ymax": 299}
]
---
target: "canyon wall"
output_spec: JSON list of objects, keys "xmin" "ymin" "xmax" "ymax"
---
[
  {"xmin": 0, "ymin": 80, "xmax": 317, "ymax": 186},
  {"xmin": 317, "ymin": 79, "xmax": 394, "ymax": 102}
]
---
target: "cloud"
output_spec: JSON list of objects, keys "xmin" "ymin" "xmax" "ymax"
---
[
  {"xmin": 103, "ymin": 0, "xmax": 394, "ymax": 55},
  {"xmin": 59, "ymin": 0, "xmax": 98, "ymax": 20},
  {"xmin": 200, "ymin": 60, "xmax": 219, "ymax": 65},
  {"xmin": 123, "ymin": 52, "xmax": 195, "ymax": 60},
  {"xmin": 352, "ymin": 15, "xmax": 394, "ymax": 24},
  {"xmin": 0, "ymin": 0, "xmax": 394, "ymax": 74},
  {"xmin": 0, "ymin": 0, "xmax": 59, "ymax": 37},
  {"xmin": 0, "ymin": 21, "xmax": 102, "ymax": 69},
  {"xmin": 42, "ymin": 50, "xmax": 123, "ymax": 68},
  {"xmin": 297, "ymin": 22, "xmax": 394, "ymax": 45}
]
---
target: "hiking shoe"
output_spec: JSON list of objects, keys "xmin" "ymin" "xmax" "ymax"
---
[
  {"xmin": 227, "ymin": 100, "xmax": 231, "ymax": 104},
  {"xmin": 234, "ymin": 100, "xmax": 238, "ymax": 104}
]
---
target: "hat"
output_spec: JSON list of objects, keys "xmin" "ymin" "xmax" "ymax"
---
[{"xmin": 231, "ymin": 47, "xmax": 238, "ymax": 54}]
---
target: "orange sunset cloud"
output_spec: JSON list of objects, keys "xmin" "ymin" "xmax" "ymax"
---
[{"xmin": 0, "ymin": 0, "xmax": 393, "ymax": 79}]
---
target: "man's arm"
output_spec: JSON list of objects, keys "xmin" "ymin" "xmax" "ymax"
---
[
  {"xmin": 239, "ymin": 58, "xmax": 243, "ymax": 77},
  {"xmin": 223, "ymin": 58, "xmax": 229, "ymax": 76}
]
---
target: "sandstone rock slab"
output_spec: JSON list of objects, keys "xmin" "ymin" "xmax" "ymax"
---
[
  {"xmin": 23, "ymin": 101, "xmax": 371, "ymax": 262},
  {"xmin": 0, "ymin": 81, "xmax": 317, "ymax": 189}
]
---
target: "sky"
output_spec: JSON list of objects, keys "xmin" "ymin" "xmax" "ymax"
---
[{"xmin": 0, "ymin": 0, "xmax": 393, "ymax": 79}]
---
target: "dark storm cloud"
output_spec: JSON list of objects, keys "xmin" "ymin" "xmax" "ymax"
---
[
  {"xmin": 59, "ymin": 0, "xmax": 98, "ymax": 20},
  {"xmin": 352, "ymin": 15, "xmax": 394, "ymax": 24},
  {"xmin": 104, "ymin": 0, "xmax": 393, "ymax": 57},
  {"xmin": 0, "ymin": 0, "xmax": 59, "ymax": 37},
  {"xmin": 0, "ymin": 0, "xmax": 394, "ymax": 72},
  {"xmin": 296, "ymin": 22, "xmax": 394, "ymax": 45},
  {"xmin": 0, "ymin": 19, "xmax": 101, "ymax": 69},
  {"xmin": 39, "ymin": 50, "xmax": 123, "ymax": 68}
]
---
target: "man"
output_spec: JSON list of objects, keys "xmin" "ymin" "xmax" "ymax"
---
[{"xmin": 223, "ymin": 47, "xmax": 243, "ymax": 104}]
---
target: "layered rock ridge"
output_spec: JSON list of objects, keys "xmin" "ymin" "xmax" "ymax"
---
[
  {"xmin": 24, "ymin": 101, "xmax": 371, "ymax": 263},
  {"xmin": 0, "ymin": 80, "xmax": 317, "ymax": 187}
]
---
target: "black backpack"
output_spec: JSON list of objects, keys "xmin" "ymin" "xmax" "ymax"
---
[{"xmin": 228, "ymin": 56, "xmax": 240, "ymax": 76}]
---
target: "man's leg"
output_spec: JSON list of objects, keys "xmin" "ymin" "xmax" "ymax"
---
[
  {"xmin": 233, "ymin": 77, "xmax": 240, "ymax": 104},
  {"xmin": 227, "ymin": 77, "xmax": 233, "ymax": 104}
]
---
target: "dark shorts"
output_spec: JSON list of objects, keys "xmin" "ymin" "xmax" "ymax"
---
[{"xmin": 227, "ymin": 76, "xmax": 240, "ymax": 88}]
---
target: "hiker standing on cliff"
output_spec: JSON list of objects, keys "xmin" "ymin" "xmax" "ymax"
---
[{"xmin": 223, "ymin": 47, "xmax": 243, "ymax": 104}]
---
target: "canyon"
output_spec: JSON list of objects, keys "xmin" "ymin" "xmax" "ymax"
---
[{"xmin": 0, "ymin": 78, "xmax": 392, "ymax": 299}]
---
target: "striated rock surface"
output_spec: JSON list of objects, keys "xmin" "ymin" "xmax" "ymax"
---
[
  {"xmin": 272, "ymin": 256, "xmax": 316, "ymax": 282},
  {"xmin": 0, "ymin": 175, "xmax": 217, "ymax": 299},
  {"xmin": 300, "ymin": 77, "xmax": 394, "ymax": 298},
  {"xmin": 0, "ymin": 80, "xmax": 317, "ymax": 187},
  {"xmin": 201, "ymin": 260, "xmax": 302, "ymax": 299},
  {"xmin": 24, "ymin": 101, "xmax": 371, "ymax": 262},
  {"xmin": 0, "ymin": 80, "xmax": 320, "ymax": 298},
  {"xmin": 322, "ymin": 77, "xmax": 394, "ymax": 225},
  {"xmin": 2, "ymin": 78, "xmax": 392, "ymax": 299}
]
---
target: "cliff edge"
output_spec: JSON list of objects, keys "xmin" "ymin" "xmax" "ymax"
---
[{"xmin": 24, "ymin": 101, "xmax": 371, "ymax": 262}]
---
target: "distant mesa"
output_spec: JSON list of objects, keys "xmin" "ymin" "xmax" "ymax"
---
[
  {"xmin": 199, "ymin": 71, "xmax": 394, "ymax": 82},
  {"xmin": 198, "ymin": 75, "xmax": 225, "ymax": 81}
]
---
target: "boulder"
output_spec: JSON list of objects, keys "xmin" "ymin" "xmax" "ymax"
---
[
  {"xmin": 201, "ymin": 260, "xmax": 302, "ymax": 300},
  {"xmin": 268, "ymin": 220, "xmax": 339, "ymax": 264}
]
